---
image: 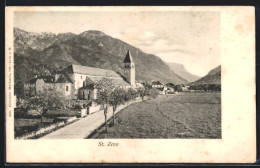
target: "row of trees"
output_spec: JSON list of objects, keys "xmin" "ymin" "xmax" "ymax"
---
[
  {"xmin": 189, "ymin": 84, "xmax": 221, "ymax": 91},
  {"xmin": 94, "ymin": 78, "xmax": 159, "ymax": 132},
  {"xmin": 19, "ymin": 78, "xmax": 159, "ymax": 132}
]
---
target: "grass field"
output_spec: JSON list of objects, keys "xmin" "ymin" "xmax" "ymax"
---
[{"xmin": 90, "ymin": 92, "xmax": 221, "ymax": 139}]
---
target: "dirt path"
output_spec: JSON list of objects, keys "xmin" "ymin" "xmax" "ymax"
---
[{"xmin": 40, "ymin": 98, "xmax": 143, "ymax": 139}]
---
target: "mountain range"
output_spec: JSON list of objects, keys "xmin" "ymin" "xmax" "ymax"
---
[
  {"xmin": 14, "ymin": 27, "xmax": 188, "ymax": 85},
  {"xmin": 14, "ymin": 27, "xmax": 221, "ymax": 86},
  {"xmin": 193, "ymin": 65, "xmax": 221, "ymax": 84}
]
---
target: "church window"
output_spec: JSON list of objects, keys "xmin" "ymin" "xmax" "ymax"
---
[
  {"xmin": 66, "ymin": 85, "xmax": 69, "ymax": 91},
  {"xmin": 87, "ymin": 91, "xmax": 91, "ymax": 100}
]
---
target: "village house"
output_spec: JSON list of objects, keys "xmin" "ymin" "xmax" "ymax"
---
[
  {"xmin": 24, "ymin": 75, "xmax": 54, "ymax": 97},
  {"xmin": 181, "ymin": 85, "xmax": 190, "ymax": 91},
  {"xmin": 165, "ymin": 83, "xmax": 175, "ymax": 93},
  {"xmin": 152, "ymin": 81, "xmax": 167, "ymax": 94}
]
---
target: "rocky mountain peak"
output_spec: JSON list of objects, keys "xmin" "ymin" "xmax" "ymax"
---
[
  {"xmin": 167, "ymin": 62, "xmax": 200, "ymax": 82},
  {"xmin": 79, "ymin": 30, "xmax": 106, "ymax": 38},
  {"xmin": 207, "ymin": 65, "xmax": 221, "ymax": 75}
]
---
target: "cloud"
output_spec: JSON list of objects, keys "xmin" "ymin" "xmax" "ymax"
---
[
  {"xmin": 14, "ymin": 11, "xmax": 220, "ymax": 77},
  {"xmin": 156, "ymin": 51, "xmax": 205, "ymax": 76},
  {"xmin": 111, "ymin": 27, "xmax": 219, "ymax": 77},
  {"xmin": 138, "ymin": 37, "xmax": 186, "ymax": 55},
  {"xmin": 140, "ymin": 31, "xmax": 156, "ymax": 40},
  {"xmin": 112, "ymin": 32, "xmax": 124, "ymax": 39},
  {"xmin": 156, "ymin": 50, "xmax": 220, "ymax": 77},
  {"xmin": 112, "ymin": 27, "xmax": 142, "ymax": 46}
]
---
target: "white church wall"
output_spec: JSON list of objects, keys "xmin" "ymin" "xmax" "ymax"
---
[{"xmin": 74, "ymin": 73, "xmax": 87, "ymax": 89}]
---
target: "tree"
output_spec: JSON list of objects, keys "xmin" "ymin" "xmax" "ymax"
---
[
  {"xmin": 144, "ymin": 85, "xmax": 151, "ymax": 97},
  {"xmin": 137, "ymin": 87, "xmax": 145, "ymax": 100},
  {"xmin": 123, "ymin": 89, "xmax": 132, "ymax": 107},
  {"xmin": 174, "ymin": 85, "xmax": 183, "ymax": 92},
  {"xmin": 26, "ymin": 87, "xmax": 69, "ymax": 125},
  {"xmin": 128, "ymin": 88, "xmax": 137, "ymax": 100},
  {"xmin": 150, "ymin": 88, "xmax": 159, "ymax": 99},
  {"xmin": 109, "ymin": 87, "xmax": 125, "ymax": 125},
  {"xmin": 94, "ymin": 78, "xmax": 115, "ymax": 132},
  {"xmin": 203, "ymin": 84, "xmax": 209, "ymax": 91},
  {"xmin": 14, "ymin": 80, "xmax": 25, "ymax": 105}
]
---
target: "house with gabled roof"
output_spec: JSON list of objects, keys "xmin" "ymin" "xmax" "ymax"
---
[
  {"xmin": 152, "ymin": 81, "xmax": 167, "ymax": 94},
  {"xmin": 152, "ymin": 81, "xmax": 164, "ymax": 88},
  {"xmin": 24, "ymin": 75, "xmax": 54, "ymax": 97}
]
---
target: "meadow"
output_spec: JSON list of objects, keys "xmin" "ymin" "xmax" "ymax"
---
[{"xmin": 90, "ymin": 92, "xmax": 221, "ymax": 139}]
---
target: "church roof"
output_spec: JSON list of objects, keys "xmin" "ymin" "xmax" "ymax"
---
[
  {"xmin": 123, "ymin": 50, "xmax": 134, "ymax": 63},
  {"xmin": 55, "ymin": 73, "xmax": 73, "ymax": 83},
  {"xmin": 63, "ymin": 64, "xmax": 122, "ymax": 78},
  {"xmin": 85, "ymin": 76, "xmax": 131, "ymax": 87}
]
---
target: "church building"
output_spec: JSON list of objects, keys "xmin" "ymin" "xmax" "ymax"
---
[{"xmin": 24, "ymin": 50, "xmax": 138, "ymax": 101}]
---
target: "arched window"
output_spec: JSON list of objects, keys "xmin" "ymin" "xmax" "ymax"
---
[{"xmin": 88, "ymin": 91, "xmax": 91, "ymax": 100}]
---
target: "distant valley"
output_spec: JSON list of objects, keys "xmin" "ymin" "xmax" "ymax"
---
[
  {"xmin": 193, "ymin": 65, "xmax": 221, "ymax": 84},
  {"xmin": 167, "ymin": 63, "xmax": 200, "ymax": 82}
]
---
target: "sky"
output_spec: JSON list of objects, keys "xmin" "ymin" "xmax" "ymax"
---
[{"xmin": 14, "ymin": 11, "xmax": 220, "ymax": 77}]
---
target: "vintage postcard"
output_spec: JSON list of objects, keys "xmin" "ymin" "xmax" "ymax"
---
[{"xmin": 5, "ymin": 6, "xmax": 255, "ymax": 163}]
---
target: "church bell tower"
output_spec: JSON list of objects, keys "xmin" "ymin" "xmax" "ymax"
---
[{"xmin": 123, "ymin": 50, "xmax": 135, "ymax": 87}]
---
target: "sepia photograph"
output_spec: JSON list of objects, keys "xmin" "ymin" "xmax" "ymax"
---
[
  {"xmin": 13, "ymin": 10, "xmax": 221, "ymax": 140},
  {"xmin": 5, "ymin": 6, "xmax": 255, "ymax": 163}
]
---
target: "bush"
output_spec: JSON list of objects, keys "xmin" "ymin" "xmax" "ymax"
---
[
  {"xmin": 14, "ymin": 108, "xmax": 41, "ymax": 119},
  {"xmin": 74, "ymin": 104, "xmax": 82, "ymax": 109},
  {"xmin": 46, "ymin": 109, "xmax": 80, "ymax": 118},
  {"xmin": 174, "ymin": 85, "xmax": 183, "ymax": 92},
  {"xmin": 150, "ymin": 88, "xmax": 159, "ymax": 98},
  {"xmin": 137, "ymin": 88, "xmax": 145, "ymax": 100},
  {"xmin": 128, "ymin": 88, "xmax": 137, "ymax": 100},
  {"xmin": 15, "ymin": 125, "xmax": 39, "ymax": 138}
]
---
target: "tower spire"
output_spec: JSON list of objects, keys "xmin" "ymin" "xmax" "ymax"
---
[
  {"xmin": 123, "ymin": 50, "xmax": 133, "ymax": 63},
  {"xmin": 123, "ymin": 50, "xmax": 135, "ymax": 87}
]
